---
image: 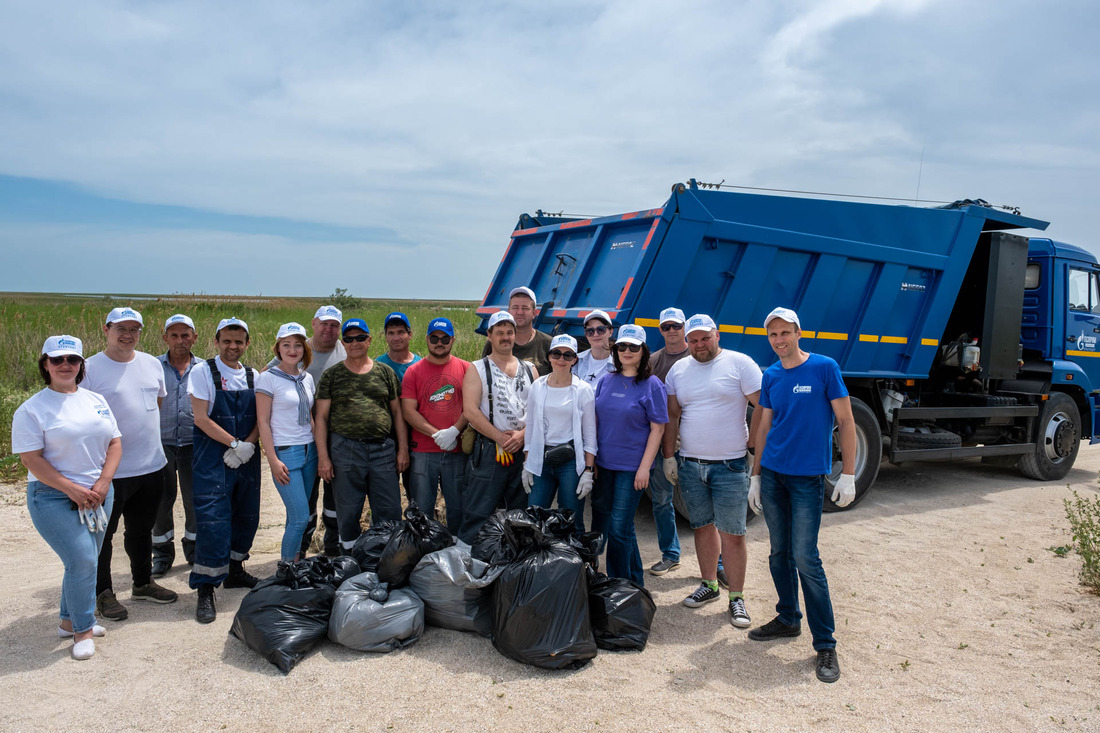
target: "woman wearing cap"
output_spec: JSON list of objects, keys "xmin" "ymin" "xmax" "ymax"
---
[
  {"xmin": 573, "ymin": 310, "xmax": 615, "ymax": 386},
  {"xmin": 522, "ymin": 334, "xmax": 597, "ymax": 535},
  {"xmin": 11, "ymin": 336, "xmax": 122, "ymax": 660},
  {"xmin": 591, "ymin": 324, "xmax": 668, "ymax": 585},
  {"xmin": 256, "ymin": 323, "xmax": 318, "ymax": 562}
]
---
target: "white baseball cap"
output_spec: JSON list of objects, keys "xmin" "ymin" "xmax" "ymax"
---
[
  {"xmin": 277, "ymin": 322, "xmax": 307, "ymax": 339},
  {"xmin": 106, "ymin": 307, "xmax": 143, "ymax": 326},
  {"xmin": 584, "ymin": 309, "xmax": 612, "ymax": 326},
  {"xmin": 42, "ymin": 335, "xmax": 83, "ymax": 358},
  {"xmin": 685, "ymin": 313, "xmax": 718, "ymax": 335},
  {"xmin": 216, "ymin": 317, "xmax": 249, "ymax": 334},
  {"xmin": 487, "ymin": 311, "xmax": 516, "ymax": 330},
  {"xmin": 508, "ymin": 286, "xmax": 538, "ymax": 307},
  {"xmin": 659, "ymin": 307, "xmax": 686, "ymax": 325},
  {"xmin": 617, "ymin": 324, "xmax": 646, "ymax": 346},
  {"xmin": 314, "ymin": 305, "xmax": 343, "ymax": 322},
  {"xmin": 164, "ymin": 314, "xmax": 195, "ymax": 332},
  {"xmin": 764, "ymin": 307, "xmax": 801, "ymax": 330},
  {"xmin": 549, "ymin": 334, "xmax": 578, "ymax": 353}
]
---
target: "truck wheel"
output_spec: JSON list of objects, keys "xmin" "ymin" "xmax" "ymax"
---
[
  {"xmin": 824, "ymin": 397, "xmax": 882, "ymax": 512},
  {"xmin": 894, "ymin": 426, "xmax": 963, "ymax": 450},
  {"xmin": 1018, "ymin": 392, "xmax": 1081, "ymax": 481}
]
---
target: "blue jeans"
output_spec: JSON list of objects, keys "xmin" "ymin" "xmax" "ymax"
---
[
  {"xmin": 648, "ymin": 461, "xmax": 681, "ymax": 562},
  {"xmin": 27, "ymin": 480, "xmax": 115, "ymax": 634},
  {"xmin": 760, "ymin": 468, "xmax": 836, "ymax": 650},
  {"xmin": 458, "ymin": 436, "xmax": 525, "ymax": 545},
  {"xmin": 528, "ymin": 458, "xmax": 584, "ymax": 536},
  {"xmin": 594, "ymin": 468, "xmax": 646, "ymax": 586},
  {"xmin": 677, "ymin": 456, "xmax": 748, "ymax": 535},
  {"xmin": 273, "ymin": 443, "xmax": 318, "ymax": 561},
  {"xmin": 409, "ymin": 451, "xmax": 467, "ymax": 532}
]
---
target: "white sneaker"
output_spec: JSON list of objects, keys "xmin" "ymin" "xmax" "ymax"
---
[
  {"xmin": 71, "ymin": 638, "xmax": 95, "ymax": 660},
  {"xmin": 58, "ymin": 624, "xmax": 106, "ymax": 638}
]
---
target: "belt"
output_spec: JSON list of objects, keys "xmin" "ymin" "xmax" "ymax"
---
[
  {"xmin": 682, "ymin": 456, "xmax": 735, "ymax": 465},
  {"xmin": 336, "ymin": 433, "xmax": 389, "ymax": 445}
]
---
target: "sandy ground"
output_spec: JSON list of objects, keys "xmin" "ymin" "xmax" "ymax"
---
[{"xmin": 3, "ymin": 449, "xmax": 1100, "ymax": 733}]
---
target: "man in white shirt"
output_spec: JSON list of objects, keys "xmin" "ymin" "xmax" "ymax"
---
[
  {"xmin": 84, "ymin": 307, "xmax": 177, "ymax": 621},
  {"xmin": 663, "ymin": 314, "xmax": 761, "ymax": 629}
]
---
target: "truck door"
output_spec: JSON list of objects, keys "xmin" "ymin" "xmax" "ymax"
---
[{"xmin": 1064, "ymin": 267, "xmax": 1100, "ymax": 384}]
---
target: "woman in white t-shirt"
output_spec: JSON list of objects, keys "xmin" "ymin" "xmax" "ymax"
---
[
  {"xmin": 11, "ymin": 336, "xmax": 122, "ymax": 661},
  {"xmin": 522, "ymin": 334, "xmax": 597, "ymax": 535},
  {"xmin": 256, "ymin": 323, "xmax": 317, "ymax": 561}
]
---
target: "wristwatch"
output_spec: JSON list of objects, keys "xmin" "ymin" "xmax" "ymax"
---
[
  {"xmin": 584, "ymin": 466, "xmax": 594, "ymax": 473},
  {"xmin": 230, "ymin": 439, "xmax": 239, "ymax": 450}
]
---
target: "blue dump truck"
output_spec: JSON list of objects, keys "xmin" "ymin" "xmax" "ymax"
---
[{"xmin": 476, "ymin": 180, "xmax": 1100, "ymax": 511}]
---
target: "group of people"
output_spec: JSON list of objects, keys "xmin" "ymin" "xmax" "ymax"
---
[{"xmin": 15, "ymin": 288, "xmax": 856, "ymax": 683}]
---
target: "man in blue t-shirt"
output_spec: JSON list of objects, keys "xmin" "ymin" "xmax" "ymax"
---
[{"xmin": 747, "ymin": 307, "xmax": 856, "ymax": 684}]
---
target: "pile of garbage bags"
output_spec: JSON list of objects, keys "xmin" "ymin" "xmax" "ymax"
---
[{"xmin": 230, "ymin": 505, "xmax": 657, "ymax": 674}]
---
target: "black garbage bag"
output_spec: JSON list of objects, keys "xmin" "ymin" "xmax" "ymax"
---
[
  {"xmin": 472, "ymin": 507, "xmax": 584, "ymax": 568},
  {"xmin": 568, "ymin": 531, "xmax": 602, "ymax": 566},
  {"xmin": 230, "ymin": 555, "xmax": 361, "ymax": 674},
  {"xmin": 377, "ymin": 505, "xmax": 455, "ymax": 588},
  {"xmin": 587, "ymin": 569, "xmax": 657, "ymax": 651},
  {"xmin": 492, "ymin": 534, "xmax": 596, "ymax": 670},
  {"xmin": 328, "ymin": 572, "xmax": 425, "ymax": 653},
  {"xmin": 470, "ymin": 509, "xmax": 534, "ymax": 567},
  {"xmin": 409, "ymin": 543, "xmax": 504, "ymax": 637},
  {"xmin": 350, "ymin": 519, "xmax": 403, "ymax": 573}
]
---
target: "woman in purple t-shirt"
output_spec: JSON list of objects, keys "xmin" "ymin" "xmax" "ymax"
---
[{"xmin": 592, "ymin": 324, "xmax": 668, "ymax": 585}]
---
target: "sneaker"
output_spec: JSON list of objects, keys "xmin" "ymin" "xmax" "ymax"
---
[
  {"xmin": 96, "ymin": 590, "xmax": 128, "ymax": 621},
  {"xmin": 58, "ymin": 624, "xmax": 106, "ymax": 638},
  {"xmin": 649, "ymin": 558, "xmax": 681, "ymax": 576},
  {"xmin": 196, "ymin": 586, "xmax": 217, "ymax": 624},
  {"xmin": 71, "ymin": 638, "xmax": 95, "ymax": 661},
  {"xmin": 151, "ymin": 557, "xmax": 172, "ymax": 578},
  {"xmin": 716, "ymin": 568, "xmax": 729, "ymax": 589},
  {"xmin": 132, "ymin": 580, "xmax": 178, "ymax": 604},
  {"xmin": 728, "ymin": 597, "xmax": 751, "ymax": 628},
  {"xmin": 748, "ymin": 616, "xmax": 802, "ymax": 642},
  {"xmin": 816, "ymin": 648, "xmax": 841, "ymax": 683},
  {"xmin": 682, "ymin": 583, "xmax": 721, "ymax": 608},
  {"xmin": 224, "ymin": 563, "xmax": 260, "ymax": 589}
]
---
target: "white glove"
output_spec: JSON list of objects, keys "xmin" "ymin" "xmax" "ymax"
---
[
  {"xmin": 521, "ymin": 468, "xmax": 534, "ymax": 494},
  {"xmin": 832, "ymin": 474, "xmax": 856, "ymax": 508},
  {"xmin": 748, "ymin": 474, "xmax": 763, "ymax": 515},
  {"xmin": 223, "ymin": 448, "xmax": 243, "ymax": 468},
  {"xmin": 576, "ymin": 471, "xmax": 594, "ymax": 499},
  {"xmin": 663, "ymin": 456, "xmax": 678, "ymax": 484},
  {"xmin": 432, "ymin": 426, "xmax": 461, "ymax": 452},
  {"xmin": 233, "ymin": 441, "xmax": 256, "ymax": 463}
]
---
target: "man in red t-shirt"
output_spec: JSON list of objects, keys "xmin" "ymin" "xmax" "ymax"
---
[{"xmin": 401, "ymin": 317, "xmax": 470, "ymax": 530}]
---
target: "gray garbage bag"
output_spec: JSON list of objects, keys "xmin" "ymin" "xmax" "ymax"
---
[
  {"xmin": 328, "ymin": 572, "xmax": 425, "ymax": 653},
  {"xmin": 409, "ymin": 542, "xmax": 504, "ymax": 637}
]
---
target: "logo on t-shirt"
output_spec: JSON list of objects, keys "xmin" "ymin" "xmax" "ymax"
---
[
  {"xmin": 429, "ymin": 384, "xmax": 456, "ymax": 403},
  {"xmin": 97, "ymin": 407, "xmax": 112, "ymax": 419},
  {"xmin": 793, "ymin": 384, "xmax": 812, "ymax": 394}
]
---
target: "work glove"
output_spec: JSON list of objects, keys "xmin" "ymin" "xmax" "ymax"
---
[
  {"xmin": 832, "ymin": 474, "xmax": 856, "ymax": 508},
  {"xmin": 663, "ymin": 456, "xmax": 678, "ymax": 484},
  {"xmin": 432, "ymin": 426, "xmax": 461, "ymax": 452},
  {"xmin": 748, "ymin": 474, "xmax": 763, "ymax": 515},
  {"xmin": 521, "ymin": 466, "xmax": 534, "ymax": 494},
  {"xmin": 223, "ymin": 448, "xmax": 243, "ymax": 469},
  {"xmin": 495, "ymin": 444, "xmax": 514, "ymax": 466},
  {"xmin": 576, "ymin": 471, "xmax": 594, "ymax": 500},
  {"xmin": 232, "ymin": 441, "xmax": 256, "ymax": 463}
]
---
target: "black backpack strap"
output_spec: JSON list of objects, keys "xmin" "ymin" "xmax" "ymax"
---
[
  {"xmin": 483, "ymin": 357, "xmax": 494, "ymax": 429},
  {"xmin": 244, "ymin": 365, "xmax": 254, "ymax": 389},
  {"xmin": 206, "ymin": 358, "xmax": 222, "ymax": 391}
]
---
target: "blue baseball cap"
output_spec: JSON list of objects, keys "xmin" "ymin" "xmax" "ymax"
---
[
  {"xmin": 341, "ymin": 318, "xmax": 370, "ymax": 335},
  {"xmin": 427, "ymin": 317, "xmax": 454, "ymax": 337},
  {"xmin": 383, "ymin": 311, "xmax": 411, "ymax": 330}
]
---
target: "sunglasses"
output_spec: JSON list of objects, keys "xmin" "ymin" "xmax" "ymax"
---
[
  {"xmin": 428, "ymin": 335, "xmax": 452, "ymax": 345},
  {"xmin": 660, "ymin": 323, "xmax": 683, "ymax": 332},
  {"xmin": 342, "ymin": 334, "xmax": 369, "ymax": 343},
  {"xmin": 548, "ymin": 350, "xmax": 577, "ymax": 362},
  {"xmin": 585, "ymin": 325, "xmax": 609, "ymax": 336},
  {"xmin": 615, "ymin": 343, "xmax": 642, "ymax": 353},
  {"xmin": 48, "ymin": 355, "xmax": 83, "ymax": 366}
]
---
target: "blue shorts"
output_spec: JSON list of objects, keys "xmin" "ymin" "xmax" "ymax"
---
[{"xmin": 678, "ymin": 455, "xmax": 748, "ymax": 535}]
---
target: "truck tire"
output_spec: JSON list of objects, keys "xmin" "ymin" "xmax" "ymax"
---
[
  {"xmin": 1018, "ymin": 392, "xmax": 1081, "ymax": 481},
  {"xmin": 823, "ymin": 397, "xmax": 881, "ymax": 512},
  {"xmin": 894, "ymin": 426, "xmax": 963, "ymax": 450}
]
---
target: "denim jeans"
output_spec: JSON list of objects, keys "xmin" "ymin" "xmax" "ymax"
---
[
  {"xmin": 273, "ymin": 443, "xmax": 319, "ymax": 561},
  {"xmin": 677, "ymin": 456, "xmax": 748, "ymax": 535},
  {"xmin": 647, "ymin": 459, "xmax": 681, "ymax": 562},
  {"xmin": 409, "ymin": 451, "xmax": 467, "ymax": 532},
  {"xmin": 330, "ymin": 433, "xmax": 402, "ymax": 551},
  {"xmin": 593, "ymin": 468, "xmax": 646, "ymax": 586},
  {"xmin": 528, "ymin": 458, "xmax": 584, "ymax": 536},
  {"xmin": 760, "ymin": 468, "xmax": 836, "ymax": 650},
  {"xmin": 27, "ymin": 480, "xmax": 115, "ymax": 634},
  {"xmin": 458, "ymin": 436, "xmax": 526, "ymax": 545}
]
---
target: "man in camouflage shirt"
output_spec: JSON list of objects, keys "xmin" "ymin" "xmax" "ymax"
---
[{"xmin": 314, "ymin": 318, "xmax": 409, "ymax": 552}]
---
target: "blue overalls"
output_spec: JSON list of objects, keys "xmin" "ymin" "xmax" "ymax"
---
[{"xmin": 189, "ymin": 359, "xmax": 261, "ymax": 589}]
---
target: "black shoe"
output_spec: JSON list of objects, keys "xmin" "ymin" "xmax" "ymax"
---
[
  {"xmin": 224, "ymin": 561, "xmax": 259, "ymax": 589},
  {"xmin": 150, "ymin": 558, "xmax": 172, "ymax": 579},
  {"xmin": 716, "ymin": 568, "xmax": 729, "ymax": 589},
  {"xmin": 816, "ymin": 648, "xmax": 841, "ymax": 683},
  {"xmin": 195, "ymin": 586, "xmax": 216, "ymax": 624},
  {"xmin": 749, "ymin": 616, "xmax": 803, "ymax": 642}
]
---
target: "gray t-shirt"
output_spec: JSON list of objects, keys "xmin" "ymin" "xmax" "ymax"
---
[{"xmin": 650, "ymin": 346, "xmax": 690, "ymax": 382}]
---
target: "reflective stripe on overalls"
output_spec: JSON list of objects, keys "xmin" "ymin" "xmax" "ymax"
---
[{"xmin": 189, "ymin": 359, "xmax": 261, "ymax": 589}]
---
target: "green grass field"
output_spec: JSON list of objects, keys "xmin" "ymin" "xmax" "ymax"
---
[{"xmin": 0, "ymin": 292, "xmax": 482, "ymax": 481}]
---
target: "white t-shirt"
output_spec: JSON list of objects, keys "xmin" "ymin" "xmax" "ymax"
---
[
  {"xmin": 474, "ymin": 358, "xmax": 532, "ymax": 432},
  {"xmin": 12, "ymin": 387, "xmax": 122, "ymax": 486},
  {"xmin": 255, "ymin": 368, "xmax": 316, "ymax": 446},
  {"xmin": 265, "ymin": 339, "xmax": 346, "ymax": 393},
  {"xmin": 542, "ymin": 385, "xmax": 574, "ymax": 445},
  {"xmin": 188, "ymin": 356, "xmax": 253, "ymax": 415},
  {"xmin": 665, "ymin": 349, "xmax": 762, "ymax": 460},
  {"xmin": 572, "ymin": 350, "xmax": 614, "ymax": 387},
  {"xmin": 83, "ymin": 351, "xmax": 168, "ymax": 478}
]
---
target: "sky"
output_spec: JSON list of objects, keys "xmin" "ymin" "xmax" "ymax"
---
[{"xmin": 1, "ymin": 0, "xmax": 1097, "ymax": 300}]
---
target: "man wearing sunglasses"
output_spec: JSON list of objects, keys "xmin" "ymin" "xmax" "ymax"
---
[
  {"xmin": 572, "ymin": 309, "xmax": 615, "ymax": 385},
  {"xmin": 481, "ymin": 286, "xmax": 552, "ymax": 376},
  {"xmin": 84, "ymin": 307, "xmax": 176, "ymax": 622},
  {"xmin": 401, "ymin": 318, "xmax": 469, "ymax": 530}
]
